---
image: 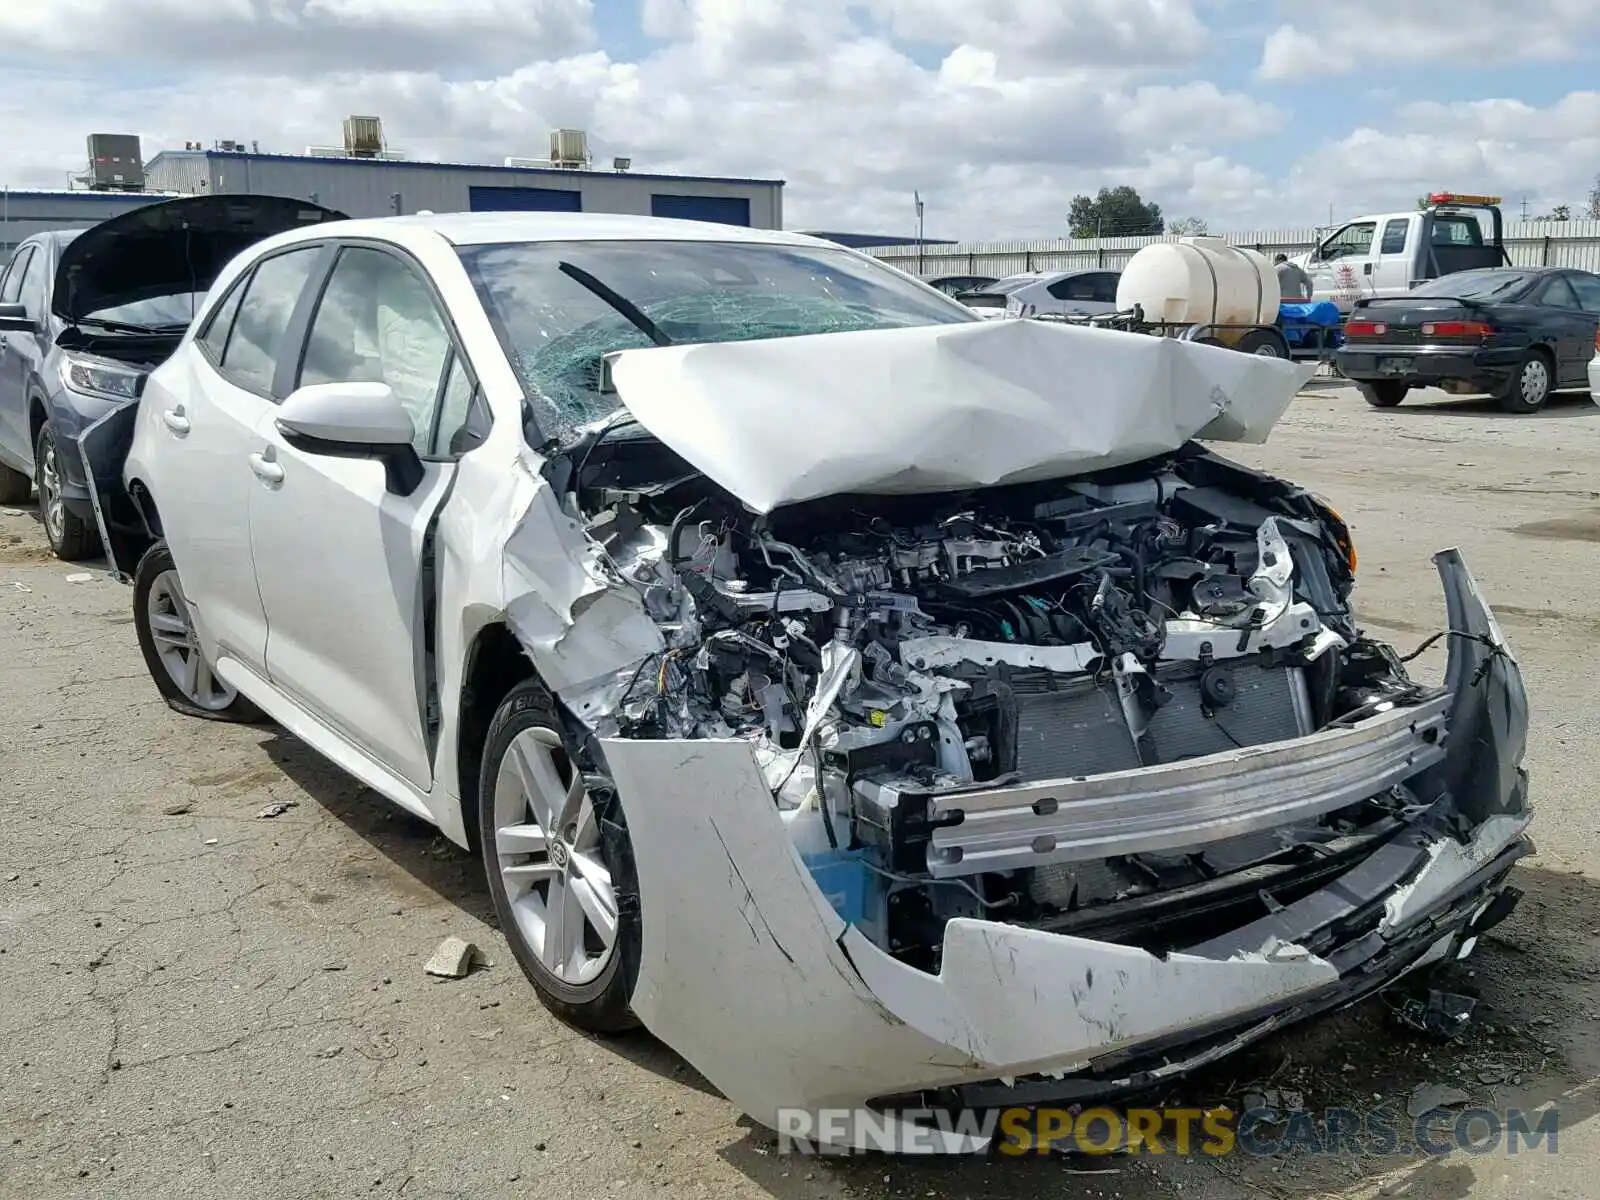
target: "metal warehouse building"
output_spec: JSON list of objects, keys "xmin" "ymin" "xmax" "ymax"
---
[
  {"xmin": 3, "ymin": 124, "xmax": 784, "ymax": 254},
  {"xmin": 0, "ymin": 189, "xmax": 177, "ymax": 255},
  {"xmin": 141, "ymin": 148, "xmax": 783, "ymax": 229}
]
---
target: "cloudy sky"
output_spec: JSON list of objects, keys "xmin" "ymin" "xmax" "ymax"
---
[{"xmin": 0, "ymin": 0, "xmax": 1595, "ymax": 240}]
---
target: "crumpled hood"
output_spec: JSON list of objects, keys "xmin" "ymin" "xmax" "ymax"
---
[
  {"xmin": 52, "ymin": 194, "xmax": 348, "ymax": 324},
  {"xmin": 607, "ymin": 318, "xmax": 1316, "ymax": 513}
]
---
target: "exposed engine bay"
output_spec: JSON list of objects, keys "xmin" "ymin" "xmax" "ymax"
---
[{"xmin": 556, "ymin": 420, "xmax": 1440, "ymax": 973}]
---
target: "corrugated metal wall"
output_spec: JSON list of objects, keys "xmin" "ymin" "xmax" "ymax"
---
[
  {"xmin": 0, "ymin": 191, "xmax": 168, "ymax": 256},
  {"xmin": 866, "ymin": 222, "xmax": 1600, "ymax": 278},
  {"xmin": 142, "ymin": 152, "xmax": 786, "ymax": 229}
]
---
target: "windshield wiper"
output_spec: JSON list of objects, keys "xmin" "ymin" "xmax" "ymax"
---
[
  {"xmin": 74, "ymin": 316, "xmax": 189, "ymax": 335},
  {"xmin": 558, "ymin": 262, "xmax": 673, "ymax": 347}
]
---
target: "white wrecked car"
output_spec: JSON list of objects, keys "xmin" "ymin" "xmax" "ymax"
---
[{"xmin": 86, "ymin": 214, "xmax": 1531, "ymax": 1152}]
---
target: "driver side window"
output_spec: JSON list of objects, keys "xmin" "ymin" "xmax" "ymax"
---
[
  {"xmin": 298, "ymin": 246, "xmax": 462, "ymax": 458},
  {"xmin": 0, "ymin": 246, "xmax": 33, "ymax": 305},
  {"xmin": 1318, "ymin": 222, "xmax": 1377, "ymax": 262}
]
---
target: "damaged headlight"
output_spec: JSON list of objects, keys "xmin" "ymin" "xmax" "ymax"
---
[{"xmin": 59, "ymin": 354, "xmax": 146, "ymax": 403}]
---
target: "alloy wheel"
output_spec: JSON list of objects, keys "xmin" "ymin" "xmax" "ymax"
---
[
  {"xmin": 144, "ymin": 570, "xmax": 239, "ymax": 712},
  {"xmin": 39, "ymin": 442, "xmax": 64, "ymax": 544},
  {"xmin": 493, "ymin": 727, "xmax": 618, "ymax": 986}
]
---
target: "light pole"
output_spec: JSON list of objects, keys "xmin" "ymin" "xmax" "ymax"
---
[{"xmin": 914, "ymin": 190, "xmax": 925, "ymax": 276}]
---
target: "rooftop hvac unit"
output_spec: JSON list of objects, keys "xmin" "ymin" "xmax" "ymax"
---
[
  {"xmin": 343, "ymin": 115, "xmax": 385, "ymax": 158},
  {"xmin": 305, "ymin": 145, "xmax": 348, "ymax": 158},
  {"xmin": 504, "ymin": 156, "xmax": 553, "ymax": 169},
  {"xmin": 374, "ymin": 150, "xmax": 408, "ymax": 161},
  {"xmin": 86, "ymin": 133, "xmax": 145, "ymax": 190},
  {"xmin": 549, "ymin": 128, "xmax": 589, "ymax": 169}
]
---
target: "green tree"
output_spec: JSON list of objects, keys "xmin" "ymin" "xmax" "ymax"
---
[
  {"xmin": 1070, "ymin": 186, "xmax": 1164, "ymax": 238},
  {"xmin": 1169, "ymin": 215, "xmax": 1209, "ymax": 236}
]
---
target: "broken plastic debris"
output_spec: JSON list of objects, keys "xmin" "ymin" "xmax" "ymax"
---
[
  {"xmin": 65, "ymin": 572, "xmax": 93, "ymax": 583},
  {"xmin": 423, "ymin": 936, "xmax": 479, "ymax": 979},
  {"xmin": 256, "ymin": 800, "xmax": 297, "ymax": 819},
  {"xmin": 1394, "ymin": 989, "xmax": 1477, "ymax": 1039},
  {"xmin": 1407, "ymin": 1083, "xmax": 1472, "ymax": 1118},
  {"xmin": 202, "ymin": 838, "xmax": 218, "ymax": 846}
]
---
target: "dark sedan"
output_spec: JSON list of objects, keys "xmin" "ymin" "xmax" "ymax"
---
[{"xmin": 1335, "ymin": 267, "xmax": 1600, "ymax": 412}]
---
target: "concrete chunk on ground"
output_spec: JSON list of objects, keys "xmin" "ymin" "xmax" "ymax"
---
[{"xmin": 424, "ymin": 936, "xmax": 480, "ymax": 979}]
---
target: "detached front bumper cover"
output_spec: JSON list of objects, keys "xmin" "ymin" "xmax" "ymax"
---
[{"xmin": 599, "ymin": 550, "xmax": 1529, "ymax": 1153}]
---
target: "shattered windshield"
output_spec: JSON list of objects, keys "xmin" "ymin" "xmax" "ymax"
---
[{"xmin": 456, "ymin": 238, "xmax": 977, "ymax": 434}]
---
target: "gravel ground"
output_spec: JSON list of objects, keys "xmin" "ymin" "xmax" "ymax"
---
[{"xmin": 3, "ymin": 384, "xmax": 1599, "ymax": 1200}]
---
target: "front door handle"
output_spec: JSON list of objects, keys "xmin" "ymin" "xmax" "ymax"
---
[
  {"xmin": 248, "ymin": 451, "xmax": 284, "ymax": 485},
  {"xmin": 162, "ymin": 405, "xmax": 191, "ymax": 435}
]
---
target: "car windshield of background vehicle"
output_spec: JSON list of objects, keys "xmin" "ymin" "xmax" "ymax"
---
[
  {"xmin": 1409, "ymin": 270, "xmax": 1529, "ymax": 299},
  {"xmin": 85, "ymin": 292, "xmax": 208, "ymax": 329},
  {"xmin": 458, "ymin": 239, "xmax": 976, "ymax": 431}
]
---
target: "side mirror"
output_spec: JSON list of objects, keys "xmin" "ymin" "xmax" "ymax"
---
[
  {"xmin": 275, "ymin": 382, "xmax": 424, "ymax": 495},
  {"xmin": 0, "ymin": 301, "xmax": 33, "ymax": 333}
]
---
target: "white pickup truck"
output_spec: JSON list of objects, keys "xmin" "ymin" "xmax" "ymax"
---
[{"xmin": 1289, "ymin": 193, "xmax": 1512, "ymax": 313}]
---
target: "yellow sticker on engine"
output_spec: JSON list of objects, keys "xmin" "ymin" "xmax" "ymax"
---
[{"xmin": 869, "ymin": 710, "xmax": 888, "ymax": 727}]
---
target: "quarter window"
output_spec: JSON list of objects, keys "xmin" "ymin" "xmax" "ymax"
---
[
  {"xmin": 1537, "ymin": 276, "xmax": 1580, "ymax": 309},
  {"xmin": 198, "ymin": 279, "xmax": 247, "ymax": 362},
  {"xmin": 299, "ymin": 247, "xmax": 453, "ymax": 454},
  {"xmin": 219, "ymin": 248, "xmax": 322, "ymax": 396},
  {"xmin": 0, "ymin": 246, "xmax": 33, "ymax": 304},
  {"xmin": 1379, "ymin": 219, "xmax": 1410, "ymax": 255},
  {"xmin": 1566, "ymin": 273, "xmax": 1600, "ymax": 315}
]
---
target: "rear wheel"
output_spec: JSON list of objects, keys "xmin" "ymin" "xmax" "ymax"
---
[
  {"xmin": 1359, "ymin": 381, "xmax": 1408, "ymax": 408},
  {"xmin": 1497, "ymin": 352, "xmax": 1553, "ymax": 414},
  {"xmin": 1237, "ymin": 328, "xmax": 1290, "ymax": 359},
  {"xmin": 132, "ymin": 542, "xmax": 264, "ymax": 722},
  {"xmin": 35, "ymin": 422, "xmax": 97, "ymax": 560},
  {"xmin": 480, "ymin": 680, "xmax": 641, "ymax": 1034}
]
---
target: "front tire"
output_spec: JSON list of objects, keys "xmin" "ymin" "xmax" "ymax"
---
[
  {"xmin": 1237, "ymin": 328, "xmax": 1290, "ymax": 359},
  {"xmin": 35, "ymin": 422, "xmax": 97, "ymax": 561},
  {"xmin": 480, "ymin": 680, "xmax": 641, "ymax": 1034},
  {"xmin": 132, "ymin": 542, "xmax": 264, "ymax": 722},
  {"xmin": 1497, "ymin": 352, "xmax": 1553, "ymax": 414},
  {"xmin": 1359, "ymin": 381, "xmax": 1408, "ymax": 408}
]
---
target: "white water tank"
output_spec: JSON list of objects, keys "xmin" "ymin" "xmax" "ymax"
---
[{"xmin": 1116, "ymin": 237, "xmax": 1280, "ymax": 327}]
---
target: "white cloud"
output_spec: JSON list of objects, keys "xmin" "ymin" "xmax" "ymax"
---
[
  {"xmin": 0, "ymin": 0, "xmax": 595, "ymax": 74},
  {"xmin": 0, "ymin": 0, "xmax": 1589, "ymax": 240},
  {"xmin": 875, "ymin": 0, "xmax": 1211, "ymax": 70},
  {"xmin": 1257, "ymin": 0, "xmax": 1594, "ymax": 79},
  {"xmin": 1284, "ymin": 92, "xmax": 1600, "ymax": 220}
]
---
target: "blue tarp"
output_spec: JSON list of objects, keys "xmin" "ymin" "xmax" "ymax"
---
[{"xmin": 1279, "ymin": 300, "xmax": 1343, "ymax": 349}]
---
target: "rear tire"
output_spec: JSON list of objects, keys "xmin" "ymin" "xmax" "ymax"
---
[
  {"xmin": 1497, "ymin": 351, "xmax": 1553, "ymax": 414},
  {"xmin": 35, "ymin": 423, "xmax": 97, "ymax": 561},
  {"xmin": 132, "ymin": 542, "xmax": 265, "ymax": 722},
  {"xmin": 0, "ymin": 460, "xmax": 29, "ymax": 504},
  {"xmin": 1237, "ymin": 328, "xmax": 1290, "ymax": 359},
  {"xmin": 480, "ymin": 680, "xmax": 641, "ymax": 1034},
  {"xmin": 1359, "ymin": 382, "xmax": 1408, "ymax": 408}
]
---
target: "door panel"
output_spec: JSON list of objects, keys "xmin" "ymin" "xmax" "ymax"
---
[
  {"xmin": 250, "ymin": 417, "xmax": 454, "ymax": 788},
  {"xmin": 250, "ymin": 243, "xmax": 461, "ymax": 789},
  {"xmin": 0, "ymin": 247, "xmax": 41, "ymax": 464},
  {"xmin": 156, "ymin": 244, "xmax": 326, "ymax": 672},
  {"xmin": 146, "ymin": 354, "xmax": 276, "ymax": 672},
  {"xmin": 1534, "ymin": 276, "xmax": 1591, "ymax": 382}
]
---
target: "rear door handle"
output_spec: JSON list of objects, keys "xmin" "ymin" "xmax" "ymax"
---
[
  {"xmin": 248, "ymin": 451, "xmax": 284, "ymax": 485},
  {"xmin": 162, "ymin": 406, "xmax": 191, "ymax": 435}
]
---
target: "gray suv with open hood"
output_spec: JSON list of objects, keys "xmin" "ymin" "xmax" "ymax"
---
[{"xmin": 0, "ymin": 194, "xmax": 346, "ymax": 560}]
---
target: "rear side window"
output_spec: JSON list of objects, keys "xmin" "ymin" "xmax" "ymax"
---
[
  {"xmin": 1091, "ymin": 273, "xmax": 1119, "ymax": 303},
  {"xmin": 1537, "ymin": 276, "xmax": 1581, "ymax": 309},
  {"xmin": 1380, "ymin": 219, "xmax": 1409, "ymax": 255},
  {"xmin": 218, "ymin": 248, "xmax": 321, "ymax": 396},
  {"xmin": 1565, "ymin": 273, "xmax": 1600, "ymax": 315},
  {"xmin": 1048, "ymin": 275, "xmax": 1097, "ymax": 301}
]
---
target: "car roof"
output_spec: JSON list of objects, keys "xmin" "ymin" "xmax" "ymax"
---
[{"xmin": 276, "ymin": 211, "xmax": 835, "ymax": 250}]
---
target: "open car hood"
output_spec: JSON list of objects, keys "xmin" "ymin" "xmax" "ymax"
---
[
  {"xmin": 607, "ymin": 318, "xmax": 1316, "ymax": 513},
  {"xmin": 52, "ymin": 194, "xmax": 349, "ymax": 325}
]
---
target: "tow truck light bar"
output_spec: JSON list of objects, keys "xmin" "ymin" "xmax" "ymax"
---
[{"xmin": 1428, "ymin": 192, "xmax": 1503, "ymax": 207}]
